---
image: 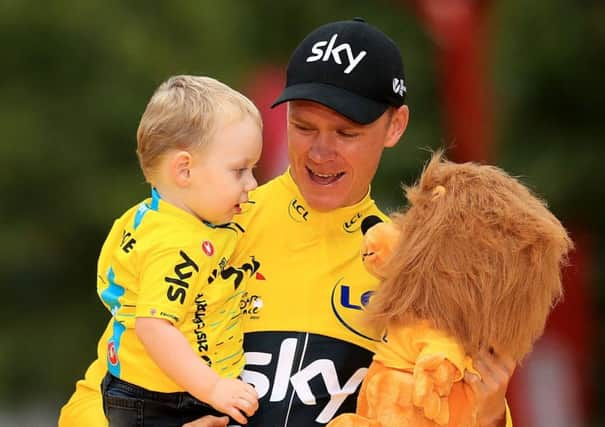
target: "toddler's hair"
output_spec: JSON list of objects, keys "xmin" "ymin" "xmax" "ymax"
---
[{"xmin": 136, "ymin": 75, "xmax": 262, "ymax": 182}]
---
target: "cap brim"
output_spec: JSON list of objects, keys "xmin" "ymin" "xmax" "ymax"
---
[{"xmin": 271, "ymin": 83, "xmax": 389, "ymax": 125}]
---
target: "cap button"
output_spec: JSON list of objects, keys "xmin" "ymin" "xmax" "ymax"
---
[{"xmin": 352, "ymin": 17, "xmax": 366, "ymax": 23}]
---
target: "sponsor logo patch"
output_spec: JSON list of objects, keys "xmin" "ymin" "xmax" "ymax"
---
[
  {"xmin": 306, "ymin": 33, "xmax": 368, "ymax": 74},
  {"xmin": 107, "ymin": 340, "xmax": 119, "ymax": 366},
  {"xmin": 343, "ymin": 212, "xmax": 363, "ymax": 233},
  {"xmin": 392, "ymin": 77, "xmax": 406, "ymax": 97},
  {"xmin": 165, "ymin": 250, "xmax": 199, "ymax": 304},
  {"xmin": 330, "ymin": 278, "xmax": 379, "ymax": 342},
  {"xmin": 242, "ymin": 333, "xmax": 373, "ymax": 423},
  {"xmin": 288, "ymin": 198, "xmax": 309, "ymax": 222},
  {"xmin": 202, "ymin": 240, "xmax": 214, "ymax": 256}
]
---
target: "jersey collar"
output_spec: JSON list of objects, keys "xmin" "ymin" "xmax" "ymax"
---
[
  {"xmin": 149, "ymin": 188, "xmax": 216, "ymax": 230},
  {"xmin": 279, "ymin": 168, "xmax": 379, "ymax": 233}
]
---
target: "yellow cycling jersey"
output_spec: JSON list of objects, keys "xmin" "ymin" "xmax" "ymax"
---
[
  {"xmin": 235, "ymin": 170, "xmax": 386, "ymax": 348},
  {"xmin": 231, "ymin": 170, "xmax": 389, "ymax": 425},
  {"xmin": 97, "ymin": 188, "xmax": 245, "ymax": 392}
]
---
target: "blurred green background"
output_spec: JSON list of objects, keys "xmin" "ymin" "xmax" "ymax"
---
[{"xmin": 1, "ymin": 0, "xmax": 603, "ymax": 425}]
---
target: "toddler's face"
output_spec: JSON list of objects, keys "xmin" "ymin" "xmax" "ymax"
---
[{"xmin": 185, "ymin": 115, "xmax": 262, "ymax": 224}]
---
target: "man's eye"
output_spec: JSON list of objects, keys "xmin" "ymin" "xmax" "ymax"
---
[
  {"xmin": 293, "ymin": 123, "xmax": 312, "ymax": 132},
  {"xmin": 338, "ymin": 130, "xmax": 359, "ymax": 138}
]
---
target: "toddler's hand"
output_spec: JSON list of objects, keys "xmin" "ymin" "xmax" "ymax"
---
[{"xmin": 207, "ymin": 378, "xmax": 258, "ymax": 425}]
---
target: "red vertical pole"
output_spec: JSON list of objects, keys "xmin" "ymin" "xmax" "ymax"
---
[
  {"xmin": 244, "ymin": 66, "xmax": 288, "ymax": 184},
  {"xmin": 507, "ymin": 229, "xmax": 593, "ymax": 427},
  {"xmin": 407, "ymin": 0, "xmax": 494, "ymax": 162},
  {"xmin": 400, "ymin": 1, "xmax": 593, "ymax": 424}
]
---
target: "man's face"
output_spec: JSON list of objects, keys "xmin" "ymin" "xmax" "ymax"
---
[{"xmin": 287, "ymin": 100, "xmax": 406, "ymax": 211}]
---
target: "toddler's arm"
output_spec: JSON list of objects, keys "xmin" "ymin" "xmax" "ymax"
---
[{"xmin": 135, "ymin": 317, "xmax": 258, "ymax": 424}]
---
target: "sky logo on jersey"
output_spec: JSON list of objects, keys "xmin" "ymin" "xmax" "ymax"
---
[
  {"xmin": 201, "ymin": 240, "xmax": 214, "ymax": 256},
  {"xmin": 330, "ymin": 278, "xmax": 379, "ymax": 342},
  {"xmin": 165, "ymin": 250, "xmax": 199, "ymax": 304},
  {"xmin": 242, "ymin": 333, "xmax": 373, "ymax": 423},
  {"xmin": 288, "ymin": 198, "xmax": 309, "ymax": 222}
]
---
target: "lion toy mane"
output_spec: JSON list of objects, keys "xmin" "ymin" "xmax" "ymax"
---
[{"xmin": 328, "ymin": 152, "xmax": 573, "ymax": 427}]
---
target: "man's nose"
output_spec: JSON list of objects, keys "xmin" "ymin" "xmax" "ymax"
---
[{"xmin": 308, "ymin": 133, "xmax": 336, "ymax": 162}]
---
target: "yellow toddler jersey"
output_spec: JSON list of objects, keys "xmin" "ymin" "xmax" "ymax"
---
[{"xmin": 97, "ymin": 188, "xmax": 245, "ymax": 392}]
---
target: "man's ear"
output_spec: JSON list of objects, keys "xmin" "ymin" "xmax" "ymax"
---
[
  {"xmin": 171, "ymin": 150, "xmax": 193, "ymax": 187},
  {"xmin": 384, "ymin": 105, "xmax": 409, "ymax": 149}
]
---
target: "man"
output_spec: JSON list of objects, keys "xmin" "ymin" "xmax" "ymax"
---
[{"xmin": 60, "ymin": 18, "xmax": 513, "ymax": 427}]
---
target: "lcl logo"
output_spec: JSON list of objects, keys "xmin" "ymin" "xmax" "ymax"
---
[
  {"xmin": 343, "ymin": 212, "xmax": 363, "ymax": 233},
  {"xmin": 288, "ymin": 198, "xmax": 309, "ymax": 222},
  {"xmin": 330, "ymin": 278, "xmax": 379, "ymax": 342}
]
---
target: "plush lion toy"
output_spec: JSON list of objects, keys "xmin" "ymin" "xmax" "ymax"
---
[{"xmin": 328, "ymin": 152, "xmax": 573, "ymax": 427}]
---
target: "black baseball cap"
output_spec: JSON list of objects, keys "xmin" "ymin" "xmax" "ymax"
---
[{"xmin": 272, "ymin": 18, "xmax": 407, "ymax": 124}]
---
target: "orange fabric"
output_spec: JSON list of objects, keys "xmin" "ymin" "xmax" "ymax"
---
[{"xmin": 363, "ymin": 360, "xmax": 475, "ymax": 427}]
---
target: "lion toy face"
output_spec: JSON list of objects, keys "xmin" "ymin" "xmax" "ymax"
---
[{"xmin": 364, "ymin": 152, "xmax": 572, "ymax": 363}]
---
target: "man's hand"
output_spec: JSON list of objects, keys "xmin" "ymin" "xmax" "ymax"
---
[
  {"xmin": 464, "ymin": 350, "xmax": 515, "ymax": 427},
  {"xmin": 182, "ymin": 415, "xmax": 229, "ymax": 427}
]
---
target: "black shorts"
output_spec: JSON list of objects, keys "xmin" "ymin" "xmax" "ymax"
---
[{"xmin": 101, "ymin": 372, "xmax": 234, "ymax": 427}]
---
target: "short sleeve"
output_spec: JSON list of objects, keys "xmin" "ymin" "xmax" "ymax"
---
[{"xmin": 136, "ymin": 243, "xmax": 207, "ymax": 325}]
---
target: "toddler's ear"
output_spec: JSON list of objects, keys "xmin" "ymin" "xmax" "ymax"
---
[
  {"xmin": 172, "ymin": 151, "xmax": 193, "ymax": 186},
  {"xmin": 361, "ymin": 219, "xmax": 401, "ymax": 278}
]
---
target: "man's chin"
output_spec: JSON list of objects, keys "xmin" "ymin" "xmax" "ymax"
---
[{"xmin": 302, "ymin": 192, "xmax": 346, "ymax": 212}]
